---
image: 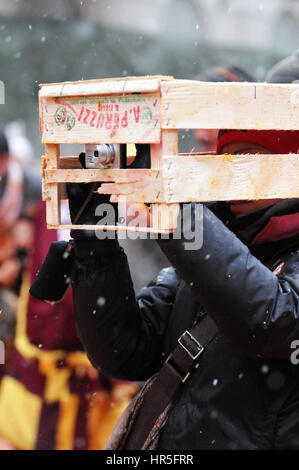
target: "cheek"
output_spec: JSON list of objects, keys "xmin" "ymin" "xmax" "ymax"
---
[
  {"xmin": 194, "ymin": 129, "xmax": 218, "ymax": 142},
  {"xmin": 0, "ymin": 158, "xmax": 8, "ymax": 177}
]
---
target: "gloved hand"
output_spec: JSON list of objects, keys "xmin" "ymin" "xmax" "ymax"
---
[
  {"xmin": 29, "ymin": 240, "xmax": 74, "ymax": 302},
  {"xmin": 128, "ymin": 144, "xmax": 150, "ymax": 169},
  {"xmin": 67, "ymin": 150, "xmax": 119, "ymax": 243},
  {"xmin": 67, "ymin": 182, "xmax": 112, "ymax": 238},
  {"xmin": 29, "ymin": 156, "xmax": 119, "ymax": 304},
  {"xmin": 68, "ymin": 144, "xmax": 150, "ymax": 241}
]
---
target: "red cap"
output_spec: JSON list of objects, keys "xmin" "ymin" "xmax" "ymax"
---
[{"xmin": 216, "ymin": 130, "xmax": 299, "ymax": 155}]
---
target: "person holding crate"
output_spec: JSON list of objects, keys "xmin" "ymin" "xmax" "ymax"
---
[{"xmin": 31, "ymin": 55, "xmax": 299, "ymax": 450}]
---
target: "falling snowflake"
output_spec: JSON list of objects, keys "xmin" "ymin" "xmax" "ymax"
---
[
  {"xmin": 260, "ymin": 364, "xmax": 269, "ymax": 375},
  {"xmin": 97, "ymin": 296, "xmax": 106, "ymax": 307}
]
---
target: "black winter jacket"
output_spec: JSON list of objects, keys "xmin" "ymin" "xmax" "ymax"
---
[{"xmin": 71, "ymin": 199, "xmax": 299, "ymax": 450}]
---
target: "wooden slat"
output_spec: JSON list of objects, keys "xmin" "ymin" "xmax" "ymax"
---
[
  {"xmin": 41, "ymin": 155, "xmax": 49, "ymax": 200},
  {"xmin": 45, "ymin": 168, "xmax": 160, "ymax": 183},
  {"xmin": 150, "ymin": 129, "xmax": 178, "ymax": 167},
  {"xmin": 150, "ymin": 130, "xmax": 179, "ymax": 231},
  {"xmin": 41, "ymin": 92, "xmax": 161, "ymax": 144},
  {"xmin": 161, "ymin": 80, "xmax": 299, "ymax": 130},
  {"xmin": 98, "ymin": 177, "xmax": 163, "ymax": 203},
  {"xmin": 39, "ymin": 76, "xmax": 173, "ymax": 98},
  {"xmin": 44, "ymin": 144, "xmax": 61, "ymax": 225},
  {"xmin": 163, "ymin": 154, "xmax": 299, "ymax": 202},
  {"xmin": 46, "ymin": 168, "xmax": 163, "ymax": 203},
  {"xmin": 47, "ymin": 224, "xmax": 172, "ymax": 234}
]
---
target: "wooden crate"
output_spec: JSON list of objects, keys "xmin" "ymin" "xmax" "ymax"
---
[{"xmin": 39, "ymin": 75, "xmax": 299, "ymax": 233}]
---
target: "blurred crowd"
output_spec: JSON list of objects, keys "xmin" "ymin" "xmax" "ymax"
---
[{"xmin": 0, "ymin": 127, "xmax": 138, "ymax": 450}]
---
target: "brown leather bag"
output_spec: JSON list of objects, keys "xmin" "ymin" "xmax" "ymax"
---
[{"xmin": 105, "ymin": 315, "xmax": 218, "ymax": 450}]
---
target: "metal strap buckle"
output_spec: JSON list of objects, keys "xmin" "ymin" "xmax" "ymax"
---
[
  {"xmin": 178, "ymin": 330, "xmax": 204, "ymax": 361},
  {"xmin": 165, "ymin": 331, "xmax": 204, "ymax": 383}
]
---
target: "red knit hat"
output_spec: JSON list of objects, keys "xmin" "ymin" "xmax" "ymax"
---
[{"xmin": 216, "ymin": 129, "xmax": 299, "ymax": 154}]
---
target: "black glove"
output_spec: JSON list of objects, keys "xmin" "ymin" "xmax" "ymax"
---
[
  {"xmin": 67, "ymin": 179, "xmax": 119, "ymax": 244},
  {"xmin": 67, "ymin": 146, "xmax": 123, "ymax": 242},
  {"xmin": 68, "ymin": 182, "xmax": 103, "ymax": 232},
  {"xmin": 128, "ymin": 144, "xmax": 150, "ymax": 169},
  {"xmin": 29, "ymin": 240, "xmax": 74, "ymax": 302},
  {"xmin": 29, "ymin": 155, "xmax": 119, "ymax": 304},
  {"xmin": 67, "ymin": 144, "xmax": 150, "ymax": 242}
]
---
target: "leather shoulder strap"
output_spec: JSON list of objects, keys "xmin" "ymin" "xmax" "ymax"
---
[{"xmin": 124, "ymin": 315, "xmax": 218, "ymax": 449}]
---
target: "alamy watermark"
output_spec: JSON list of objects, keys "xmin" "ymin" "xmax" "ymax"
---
[
  {"xmin": 94, "ymin": 202, "xmax": 203, "ymax": 251},
  {"xmin": 290, "ymin": 340, "xmax": 299, "ymax": 365}
]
